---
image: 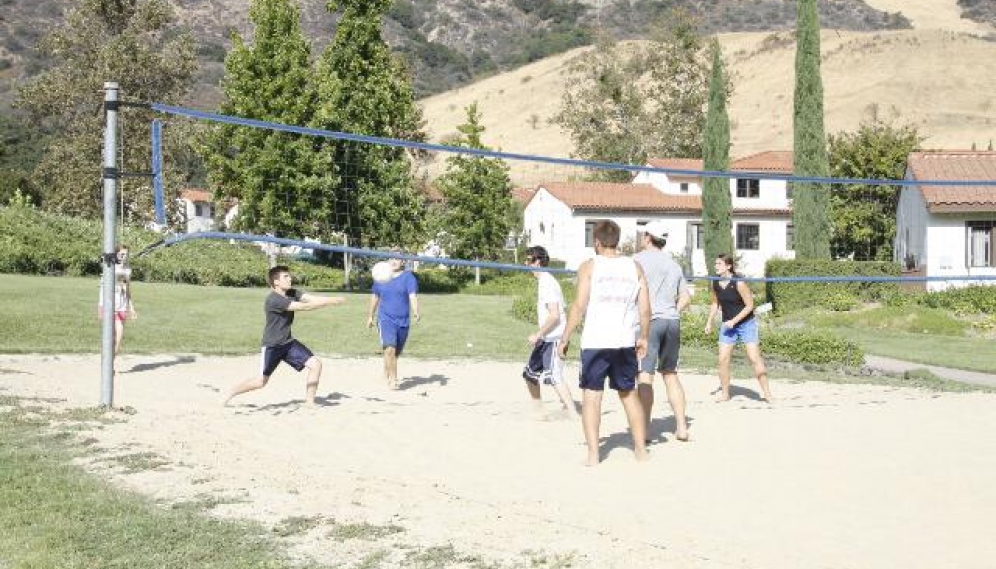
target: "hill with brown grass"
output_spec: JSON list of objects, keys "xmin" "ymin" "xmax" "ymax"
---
[{"xmin": 419, "ymin": 0, "xmax": 996, "ymax": 183}]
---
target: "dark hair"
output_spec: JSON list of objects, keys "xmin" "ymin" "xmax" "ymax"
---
[
  {"xmin": 525, "ymin": 245, "xmax": 550, "ymax": 267},
  {"xmin": 648, "ymin": 234, "xmax": 667, "ymax": 249},
  {"xmin": 716, "ymin": 254, "xmax": 737, "ymax": 274},
  {"xmin": 592, "ymin": 220, "xmax": 620, "ymax": 249},
  {"xmin": 268, "ymin": 265, "xmax": 290, "ymax": 286}
]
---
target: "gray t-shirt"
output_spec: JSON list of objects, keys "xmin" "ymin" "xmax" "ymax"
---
[
  {"xmin": 261, "ymin": 289, "xmax": 303, "ymax": 347},
  {"xmin": 634, "ymin": 249, "xmax": 688, "ymax": 320}
]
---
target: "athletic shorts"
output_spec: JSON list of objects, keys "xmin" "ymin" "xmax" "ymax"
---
[
  {"xmin": 579, "ymin": 348, "xmax": 639, "ymax": 392},
  {"xmin": 378, "ymin": 318, "xmax": 410, "ymax": 355},
  {"xmin": 719, "ymin": 317, "xmax": 759, "ymax": 345},
  {"xmin": 97, "ymin": 308, "xmax": 128, "ymax": 322},
  {"xmin": 522, "ymin": 340, "xmax": 563, "ymax": 386},
  {"xmin": 640, "ymin": 318, "xmax": 681, "ymax": 374},
  {"xmin": 260, "ymin": 339, "xmax": 314, "ymax": 377}
]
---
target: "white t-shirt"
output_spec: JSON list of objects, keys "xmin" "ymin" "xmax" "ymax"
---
[
  {"xmin": 580, "ymin": 256, "xmax": 640, "ymax": 349},
  {"xmin": 536, "ymin": 272, "xmax": 566, "ymax": 341}
]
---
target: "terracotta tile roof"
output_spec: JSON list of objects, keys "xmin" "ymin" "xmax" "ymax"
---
[
  {"xmin": 537, "ymin": 182, "xmax": 790, "ymax": 216},
  {"xmin": 646, "ymin": 151, "xmax": 794, "ymax": 174},
  {"xmin": 731, "ymin": 151, "xmax": 794, "ymax": 173},
  {"xmin": 646, "ymin": 158, "xmax": 703, "ymax": 172},
  {"xmin": 908, "ymin": 151, "xmax": 996, "ymax": 213},
  {"xmin": 512, "ymin": 186, "xmax": 537, "ymax": 205},
  {"xmin": 180, "ymin": 188, "xmax": 211, "ymax": 202}
]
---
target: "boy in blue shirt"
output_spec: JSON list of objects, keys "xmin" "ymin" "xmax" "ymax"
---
[{"xmin": 367, "ymin": 257, "xmax": 420, "ymax": 389}]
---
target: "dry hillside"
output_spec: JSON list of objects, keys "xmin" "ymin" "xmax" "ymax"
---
[{"xmin": 420, "ymin": 0, "xmax": 996, "ymax": 183}]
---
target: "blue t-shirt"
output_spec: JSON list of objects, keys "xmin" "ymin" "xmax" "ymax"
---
[{"xmin": 372, "ymin": 271, "xmax": 418, "ymax": 326}]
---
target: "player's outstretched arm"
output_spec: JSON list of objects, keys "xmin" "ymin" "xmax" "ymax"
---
[{"xmin": 290, "ymin": 294, "xmax": 345, "ymax": 311}]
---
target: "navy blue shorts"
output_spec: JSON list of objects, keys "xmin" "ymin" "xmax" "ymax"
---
[
  {"xmin": 522, "ymin": 340, "xmax": 564, "ymax": 386},
  {"xmin": 378, "ymin": 318, "xmax": 410, "ymax": 355},
  {"xmin": 260, "ymin": 340, "xmax": 314, "ymax": 377},
  {"xmin": 579, "ymin": 348, "xmax": 639, "ymax": 391}
]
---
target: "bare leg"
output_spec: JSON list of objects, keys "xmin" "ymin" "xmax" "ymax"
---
[
  {"xmin": 113, "ymin": 320, "xmax": 124, "ymax": 354},
  {"xmin": 618, "ymin": 389, "xmax": 648, "ymax": 462},
  {"xmin": 637, "ymin": 371, "xmax": 654, "ymax": 438},
  {"xmin": 303, "ymin": 357, "xmax": 322, "ymax": 406},
  {"xmin": 525, "ymin": 380, "xmax": 544, "ymax": 416},
  {"xmin": 222, "ymin": 375, "xmax": 269, "ymax": 406},
  {"xmin": 551, "ymin": 382, "xmax": 579, "ymax": 418},
  {"xmin": 581, "ymin": 389, "xmax": 603, "ymax": 466},
  {"xmin": 744, "ymin": 343, "xmax": 772, "ymax": 402},
  {"xmin": 662, "ymin": 372, "xmax": 689, "ymax": 440},
  {"xmin": 384, "ymin": 346, "xmax": 398, "ymax": 389},
  {"xmin": 717, "ymin": 344, "xmax": 734, "ymax": 402}
]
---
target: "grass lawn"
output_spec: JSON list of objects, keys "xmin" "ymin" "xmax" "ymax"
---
[
  {"xmin": 0, "ymin": 400, "xmax": 324, "ymax": 569},
  {"xmin": 0, "ymin": 273, "xmax": 534, "ymax": 359}
]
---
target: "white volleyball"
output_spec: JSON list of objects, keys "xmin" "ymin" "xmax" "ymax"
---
[{"xmin": 371, "ymin": 261, "xmax": 395, "ymax": 284}]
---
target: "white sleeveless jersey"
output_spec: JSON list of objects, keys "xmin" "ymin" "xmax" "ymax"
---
[{"xmin": 580, "ymin": 256, "xmax": 640, "ymax": 349}]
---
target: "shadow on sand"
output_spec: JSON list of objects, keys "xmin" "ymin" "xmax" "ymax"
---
[{"xmin": 123, "ymin": 355, "xmax": 197, "ymax": 374}]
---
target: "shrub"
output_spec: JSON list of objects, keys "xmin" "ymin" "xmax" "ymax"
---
[
  {"xmin": 0, "ymin": 206, "xmax": 342, "ymax": 287},
  {"xmin": 762, "ymin": 329, "xmax": 864, "ymax": 366},
  {"xmin": 922, "ymin": 285, "xmax": 996, "ymax": 315},
  {"xmin": 765, "ymin": 259, "xmax": 900, "ymax": 314}
]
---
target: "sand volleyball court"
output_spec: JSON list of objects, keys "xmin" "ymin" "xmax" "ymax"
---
[{"xmin": 1, "ymin": 353, "xmax": 994, "ymax": 568}]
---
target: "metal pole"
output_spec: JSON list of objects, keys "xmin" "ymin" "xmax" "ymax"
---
[{"xmin": 100, "ymin": 82, "xmax": 119, "ymax": 408}]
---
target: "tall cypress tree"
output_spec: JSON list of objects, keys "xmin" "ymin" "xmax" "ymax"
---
[
  {"xmin": 204, "ymin": 0, "xmax": 336, "ymax": 240},
  {"xmin": 792, "ymin": 0, "xmax": 831, "ymax": 259},
  {"xmin": 312, "ymin": 0, "xmax": 426, "ymax": 249},
  {"xmin": 701, "ymin": 41, "xmax": 733, "ymax": 274}
]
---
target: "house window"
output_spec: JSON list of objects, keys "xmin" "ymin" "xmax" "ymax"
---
[
  {"xmin": 689, "ymin": 222, "xmax": 704, "ymax": 250},
  {"xmin": 786, "ymin": 224, "xmax": 794, "ymax": 251},
  {"xmin": 585, "ymin": 221, "xmax": 596, "ymax": 247},
  {"xmin": 636, "ymin": 219, "xmax": 649, "ymax": 242},
  {"xmin": 736, "ymin": 223, "xmax": 760, "ymax": 250},
  {"xmin": 967, "ymin": 221, "xmax": 995, "ymax": 267},
  {"xmin": 736, "ymin": 178, "xmax": 760, "ymax": 198},
  {"xmin": 679, "ymin": 182, "xmax": 689, "ymax": 193},
  {"xmin": 785, "ymin": 182, "xmax": 793, "ymax": 201},
  {"xmin": 194, "ymin": 202, "xmax": 211, "ymax": 217}
]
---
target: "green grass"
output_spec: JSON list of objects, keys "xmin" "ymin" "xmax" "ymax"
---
[
  {"xmin": 0, "ymin": 405, "xmax": 327, "ymax": 569},
  {"xmin": 0, "ymin": 273, "xmax": 533, "ymax": 359},
  {"xmin": 788, "ymin": 305, "xmax": 996, "ymax": 373}
]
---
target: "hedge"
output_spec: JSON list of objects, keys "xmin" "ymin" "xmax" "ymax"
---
[
  {"xmin": 765, "ymin": 259, "xmax": 901, "ymax": 314},
  {"xmin": 0, "ymin": 206, "xmax": 342, "ymax": 288}
]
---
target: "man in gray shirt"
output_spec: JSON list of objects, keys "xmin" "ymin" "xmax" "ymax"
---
[
  {"xmin": 222, "ymin": 265, "xmax": 345, "ymax": 407},
  {"xmin": 634, "ymin": 221, "xmax": 691, "ymax": 442}
]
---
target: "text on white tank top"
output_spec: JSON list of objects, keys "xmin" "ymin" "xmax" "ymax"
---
[{"xmin": 580, "ymin": 256, "xmax": 640, "ymax": 349}]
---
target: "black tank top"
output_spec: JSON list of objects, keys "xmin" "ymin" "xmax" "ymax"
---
[{"xmin": 713, "ymin": 277, "xmax": 754, "ymax": 323}]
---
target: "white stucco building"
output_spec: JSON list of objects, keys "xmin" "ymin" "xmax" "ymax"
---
[
  {"xmin": 522, "ymin": 151, "xmax": 796, "ymax": 275},
  {"xmin": 894, "ymin": 151, "xmax": 996, "ymax": 291},
  {"xmin": 179, "ymin": 188, "xmax": 215, "ymax": 233}
]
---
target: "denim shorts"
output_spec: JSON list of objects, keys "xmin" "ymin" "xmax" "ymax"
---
[{"xmin": 718, "ymin": 317, "xmax": 759, "ymax": 345}]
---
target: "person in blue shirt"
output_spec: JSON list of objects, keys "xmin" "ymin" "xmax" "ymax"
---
[{"xmin": 367, "ymin": 257, "xmax": 420, "ymax": 389}]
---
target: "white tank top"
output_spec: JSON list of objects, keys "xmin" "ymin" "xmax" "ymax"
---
[{"xmin": 580, "ymin": 256, "xmax": 640, "ymax": 349}]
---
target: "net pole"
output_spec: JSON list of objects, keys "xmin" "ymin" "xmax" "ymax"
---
[{"xmin": 100, "ymin": 82, "xmax": 120, "ymax": 407}]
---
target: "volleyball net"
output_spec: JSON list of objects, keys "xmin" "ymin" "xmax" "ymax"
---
[{"xmin": 138, "ymin": 102, "xmax": 996, "ymax": 286}]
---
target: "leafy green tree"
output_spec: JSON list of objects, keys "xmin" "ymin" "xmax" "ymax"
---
[
  {"xmin": 312, "ymin": 0, "xmax": 427, "ymax": 249},
  {"xmin": 828, "ymin": 118, "xmax": 922, "ymax": 260},
  {"xmin": 203, "ymin": 0, "xmax": 338, "ymax": 241},
  {"xmin": 435, "ymin": 102, "xmax": 513, "ymax": 263},
  {"xmin": 792, "ymin": 0, "xmax": 831, "ymax": 259},
  {"xmin": 16, "ymin": 0, "xmax": 197, "ymax": 221},
  {"xmin": 554, "ymin": 11, "xmax": 710, "ymax": 181},
  {"xmin": 701, "ymin": 41, "xmax": 734, "ymax": 274}
]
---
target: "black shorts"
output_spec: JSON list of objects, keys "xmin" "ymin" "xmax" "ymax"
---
[
  {"xmin": 579, "ymin": 348, "xmax": 639, "ymax": 391},
  {"xmin": 260, "ymin": 340, "xmax": 314, "ymax": 377}
]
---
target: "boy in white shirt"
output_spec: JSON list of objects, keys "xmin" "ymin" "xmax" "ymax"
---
[{"xmin": 522, "ymin": 246, "xmax": 578, "ymax": 419}]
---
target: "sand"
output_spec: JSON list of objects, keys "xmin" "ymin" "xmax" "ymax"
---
[{"xmin": 2, "ymin": 353, "xmax": 995, "ymax": 568}]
